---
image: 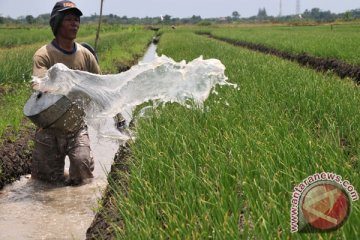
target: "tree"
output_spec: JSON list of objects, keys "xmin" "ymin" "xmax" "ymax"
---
[
  {"xmin": 350, "ymin": 9, "xmax": 360, "ymax": 18},
  {"xmin": 302, "ymin": 8, "xmax": 336, "ymax": 22},
  {"xmin": 310, "ymin": 8, "xmax": 321, "ymax": 19},
  {"xmin": 35, "ymin": 14, "xmax": 51, "ymax": 24},
  {"xmin": 163, "ymin": 14, "xmax": 171, "ymax": 22},
  {"xmin": 232, "ymin": 11, "xmax": 240, "ymax": 19},
  {"xmin": 257, "ymin": 8, "xmax": 267, "ymax": 19},
  {"xmin": 191, "ymin": 15, "xmax": 202, "ymax": 23},
  {"xmin": 343, "ymin": 11, "xmax": 353, "ymax": 21},
  {"xmin": 25, "ymin": 15, "xmax": 35, "ymax": 24}
]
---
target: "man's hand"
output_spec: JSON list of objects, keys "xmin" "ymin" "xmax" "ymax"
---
[
  {"xmin": 31, "ymin": 81, "xmax": 39, "ymax": 90},
  {"xmin": 31, "ymin": 77, "xmax": 49, "ymax": 93}
]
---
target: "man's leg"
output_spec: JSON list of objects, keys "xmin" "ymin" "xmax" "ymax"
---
[
  {"xmin": 66, "ymin": 127, "xmax": 94, "ymax": 185},
  {"xmin": 31, "ymin": 128, "xmax": 66, "ymax": 182}
]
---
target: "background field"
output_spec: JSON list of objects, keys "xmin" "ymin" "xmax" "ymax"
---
[
  {"xmin": 205, "ymin": 24, "xmax": 360, "ymax": 65},
  {"xmin": 110, "ymin": 26, "xmax": 360, "ymax": 239}
]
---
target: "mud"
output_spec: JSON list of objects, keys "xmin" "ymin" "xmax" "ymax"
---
[
  {"xmin": 0, "ymin": 119, "xmax": 35, "ymax": 189},
  {"xmin": 198, "ymin": 32, "xmax": 360, "ymax": 83},
  {"xmin": 86, "ymin": 142, "xmax": 131, "ymax": 239}
]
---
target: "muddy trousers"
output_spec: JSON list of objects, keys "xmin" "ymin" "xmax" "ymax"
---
[{"xmin": 31, "ymin": 126, "xmax": 94, "ymax": 184}]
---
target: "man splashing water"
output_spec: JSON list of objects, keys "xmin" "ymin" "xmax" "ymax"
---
[
  {"xmin": 29, "ymin": 2, "xmax": 234, "ymax": 187},
  {"xmin": 32, "ymin": 56, "xmax": 233, "ymax": 127},
  {"xmin": 30, "ymin": 1, "xmax": 100, "ymax": 186}
]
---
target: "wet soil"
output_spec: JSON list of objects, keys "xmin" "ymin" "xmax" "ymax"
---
[
  {"xmin": 198, "ymin": 32, "xmax": 360, "ymax": 83},
  {"xmin": 0, "ymin": 119, "xmax": 35, "ymax": 189},
  {"xmin": 86, "ymin": 143, "xmax": 132, "ymax": 239}
]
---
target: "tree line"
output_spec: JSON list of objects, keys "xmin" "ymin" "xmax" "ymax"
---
[{"xmin": 1, "ymin": 8, "xmax": 360, "ymax": 25}]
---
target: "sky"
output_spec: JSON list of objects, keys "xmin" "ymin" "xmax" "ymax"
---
[{"xmin": 0, "ymin": 0, "xmax": 359, "ymax": 19}]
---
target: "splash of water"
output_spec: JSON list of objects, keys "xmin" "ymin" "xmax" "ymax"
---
[{"xmin": 32, "ymin": 54, "xmax": 235, "ymax": 137}]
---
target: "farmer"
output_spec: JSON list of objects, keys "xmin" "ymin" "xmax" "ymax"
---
[{"xmin": 31, "ymin": 1, "xmax": 100, "ymax": 185}]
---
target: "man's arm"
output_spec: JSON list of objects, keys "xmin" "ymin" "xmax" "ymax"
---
[
  {"xmin": 33, "ymin": 54, "xmax": 50, "ymax": 78},
  {"xmin": 86, "ymin": 52, "xmax": 101, "ymax": 74},
  {"xmin": 32, "ymin": 54, "xmax": 50, "ymax": 90}
]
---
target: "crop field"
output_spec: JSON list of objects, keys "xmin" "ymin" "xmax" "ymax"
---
[
  {"xmin": 203, "ymin": 24, "xmax": 360, "ymax": 65},
  {"xmin": 1, "ymin": 23, "xmax": 360, "ymax": 239},
  {"xmin": 105, "ymin": 25, "xmax": 360, "ymax": 239}
]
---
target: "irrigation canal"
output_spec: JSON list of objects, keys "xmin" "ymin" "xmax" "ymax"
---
[{"xmin": 0, "ymin": 42, "xmax": 158, "ymax": 240}]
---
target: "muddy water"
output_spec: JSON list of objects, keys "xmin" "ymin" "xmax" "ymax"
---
[
  {"xmin": 0, "ymin": 44, "xmax": 158, "ymax": 240},
  {"xmin": 0, "ymin": 119, "xmax": 120, "ymax": 240},
  {"xmin": 141, "ymin": 42, "xmax": 157, "ymax": 63}
]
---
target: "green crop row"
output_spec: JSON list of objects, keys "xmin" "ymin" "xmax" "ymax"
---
[
  {"xmin": 0, "ymin": 27, "xmax": 53, "ymax": 48},
  {"xmin": 202, "ymin": 24, "xmax": 360, "ymax": 65},
  {"xmin": 95, "ymin": 28, "xmax": 154, "ymax": 73},
  {"xmin": 0, "ymin": 43, "xmax": 39, "ymax": 138},
  {"xmin": 108, "ymin": 30, "xmax": 360, "ymax": 239}
]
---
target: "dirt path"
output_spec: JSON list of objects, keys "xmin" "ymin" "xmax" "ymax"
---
[
  {"xmin": 0, "ymin": 120, "xmax": 34, "ymax": 189},
  {"xmin": 199, "ymin": 33, "xmax": 360, "ymax": 83},
  {"xmin": 86, "ymin": 143, "xmax": 131, "ymax": 239}
]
